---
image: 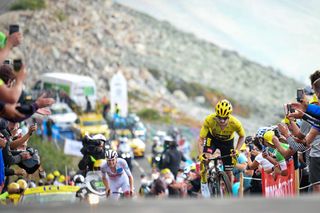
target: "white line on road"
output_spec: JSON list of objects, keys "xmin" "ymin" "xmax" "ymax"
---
[{"xmin": 133, "ymin": 159, "xmax": 145, "ymax": 174}]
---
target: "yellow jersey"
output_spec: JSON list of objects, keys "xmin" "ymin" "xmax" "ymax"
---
[{"xmin": 200, "ymin": 113, "xmax": 245, "ymax": 141}]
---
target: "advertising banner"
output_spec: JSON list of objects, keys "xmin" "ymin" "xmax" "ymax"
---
[
  {"xmin": 262, "ymin": 160, "xmax": 296, "ymax": 197},
  {"xmin": 64, "ymin": 138, "xmax": 83, "ymax": 157}
]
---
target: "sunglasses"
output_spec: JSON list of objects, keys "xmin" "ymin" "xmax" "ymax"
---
[{"xmin": 216, "ymin": 116, "xmax": 229, "ymax": 121}]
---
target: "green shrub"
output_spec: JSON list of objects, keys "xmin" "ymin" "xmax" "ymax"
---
[
  {"xmin": 10, "ymin": 0, "xmax": 46, "ymax": 11},
  {"xmin": 137, "ymin": 108, "xmax": 161, "ymax": 121},
  {"xmin": 29, "ymin": 135, "xmax": 78, "ymax": 173},
  {"xmin": 54, "ymin": 9, "xmax": 67, "ymax": 22}
]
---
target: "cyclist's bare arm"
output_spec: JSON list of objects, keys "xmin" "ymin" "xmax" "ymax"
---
[
  {"xmin": 102, "ymin": 175, "xmax": 110, "ymax": 196},
  {"xmin": 128, "ymin": 175, "xmax": 134, "ymax": 193},
  {"xmin": 235, "ymin": 136, "xmax": 245, "ymax": 151},
  {"xmin": 197, "ymin": 137, "xmax": 205, "ymax": 156}
]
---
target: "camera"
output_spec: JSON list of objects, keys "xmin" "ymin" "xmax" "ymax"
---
[
  {"xmin": 9, "ymin": 25, "xmax": 19, "ymax": 35},
  {"xmin": 13, "ymin": 59, "xmax": 22, "ymax": 71},
  {"xmin": 297, "ymin": 88, "xmax": 304, "ymax": 103}
]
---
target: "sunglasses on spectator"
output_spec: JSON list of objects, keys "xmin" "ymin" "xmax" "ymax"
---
[{"xmin": 216, "ymin": 116, "xmax": 229, "ymax": 121}]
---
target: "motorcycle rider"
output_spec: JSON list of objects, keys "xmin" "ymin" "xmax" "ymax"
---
[
  {"xmin": 101, "ymin": 150, "xmax": 134, "ymax": 199},
  {"xmin": 78, "ymin": 134, "xmax": 107, "ymax": 175}
]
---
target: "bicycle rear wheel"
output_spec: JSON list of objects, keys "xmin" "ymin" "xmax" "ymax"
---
[{"xmin": 217, "ymin": 171, "xmax": 232, "ymax": 197}]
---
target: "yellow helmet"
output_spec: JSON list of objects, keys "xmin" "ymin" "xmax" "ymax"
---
[
  {"xmin": 17, "ymin": 179, "xmax": 28, "ymax": 190},
  {"xmin": 93, "ymin": 159, "xmax": 106, "ymax": 170},
  {"xmin": 8, "ymin": 183, "xmax": 20, "ymax": 194},
  {"xmin": 58, "ymin": 175, "xmax": 66, "ymax": 183},
  {"xmin": 53, "ymin": 170, "xmax": 60, "ymax": 177},
  {"xmin": 215, "ymin": 99, "xmax": 232, "ymax": 118},
  {"xmin": 47, "ymin": 173, "xmax": 54, "ymax": 181}
]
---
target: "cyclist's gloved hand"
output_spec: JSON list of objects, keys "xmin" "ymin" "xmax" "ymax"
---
[
  {"xmin": 231, "ymin": 149, "xmax": 239, "ymax": 157},
  {"xmin": 230, "ymin": 149, "xmax": 239, "ymax": 165},
  {"xmin": 198, "ymin": 153, "xmax": 207, "ymax": 162}
]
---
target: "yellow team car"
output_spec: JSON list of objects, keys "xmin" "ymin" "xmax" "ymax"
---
[
  {"xmin": 73, "ymin": 113, "xmax": 110, "ymax": 139},
  {"xmin": 113, "ymin": 129, "xmax": 146, "ymax": 157}
]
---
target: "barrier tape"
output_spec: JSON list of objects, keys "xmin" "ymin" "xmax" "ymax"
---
[
  {"xmin": 243, "ymin": 177, "xmax": 262, "ymax": 181},
  {"xmin": 298, "ymin": 181, "xmax": 320, "ymax": 190}
]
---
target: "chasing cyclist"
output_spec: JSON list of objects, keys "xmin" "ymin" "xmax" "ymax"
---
[
  {"xmin": 101, "ymin": 150, "xmax": 134, "ymax": 199},
  {"xmin": 198, "ymin": 99, "xmax": 245, "ymax": 197}
]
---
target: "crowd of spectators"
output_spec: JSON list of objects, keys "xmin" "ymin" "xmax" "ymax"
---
[{"xmin": 0, "ymin": 26, "xmax": 55, "ymax": 197}]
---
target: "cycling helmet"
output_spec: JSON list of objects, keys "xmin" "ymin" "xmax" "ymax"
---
[
  {"xmin": 255, "ymin": 127, "xmax": 274, "ymax": 145},
  {"xmin": 92, "ymin": 134, "xmax": 107, "ymax": 142},
  {"xmin": 105, "ymin": 150, "xmax": 118, "ymax": 160},
  {"xmin": 73, "ymin": 174, "xmax": 85, "ymax": 184},
  {"xmin": 215, "ymin": 99, "xmax": 232, "ymax": 118},
  {"xmin": 17, "ymin": 179, "xmax": 28, "ymax": 190},
  {"xmin": 256, "ymin": 127, "xmax": 272, "ymax": 138}
]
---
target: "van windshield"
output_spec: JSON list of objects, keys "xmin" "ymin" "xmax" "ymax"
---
[
  {"xmin": 82, "ymin": 120, "xmax": 106, "ymax": 126},
  {"xmin": 51, "ymin": 105, "xmax": 72, "ymax": 115}
]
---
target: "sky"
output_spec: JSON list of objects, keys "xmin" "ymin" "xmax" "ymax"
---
[{"xmin": 115, "ymin": 0, "xmax": 320, "ymax": 84}]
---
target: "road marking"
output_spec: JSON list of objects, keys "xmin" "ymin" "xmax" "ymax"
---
[{"xmin": 133, "ymin": 159, "xmax": 145, "ymax": 174}]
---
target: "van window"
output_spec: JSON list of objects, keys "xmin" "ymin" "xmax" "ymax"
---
[
  {"xmin": 83, "ymin": 86, "xmax": 94, "ymax": 96},
  {"xmin": 44, "ymin": 82, "xmax": 70, "ymax": 95}
]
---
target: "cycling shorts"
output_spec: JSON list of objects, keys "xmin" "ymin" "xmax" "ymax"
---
[{"xmin": 203, "ymin": 135, "xmax": 234, "ymax": 171}]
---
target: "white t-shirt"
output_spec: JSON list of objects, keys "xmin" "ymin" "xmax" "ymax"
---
[{"xmin": 254, "ymin": 153, "xmax": 274, "ymax": 170}]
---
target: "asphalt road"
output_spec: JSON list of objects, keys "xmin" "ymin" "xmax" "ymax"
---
[
  {"xmin": 131, "ymin": 145, "xmax": 153, "ymax": 191},
  {"xmin": 2, "ymin": 195, "xmax": 320, "ymax": 213}
]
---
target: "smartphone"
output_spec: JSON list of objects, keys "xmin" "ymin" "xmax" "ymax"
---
[
  {"xmin": 287, "ymin": 104, "xmax": 295, "ymax": 113},
  {"xmin": 13, "ymin": 59, "xmax": 22, "ymax": 71},
  {"xmin": 9, "ymin": 25, "xmax": 19, "ymax": 35},
  {"xmin": 297, "ymin": 88, "xmax": 304, "ymax": 103},
  {"xmin": 283, "ymin": 104, "xmax": 289, "ymax": 115}
]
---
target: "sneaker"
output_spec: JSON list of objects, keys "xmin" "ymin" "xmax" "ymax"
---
[
  {"xmin": 201, "ymin": 183, "xmax": 211, "ymax": 198},
  {"xmin": 39, "ymin": 170, "xmax": 46, "ymax": 179}
]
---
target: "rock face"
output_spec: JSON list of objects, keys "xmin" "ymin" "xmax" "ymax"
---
[{"xmin": 0, "ymin": 0, "xmax": 303, "ymax": 134}]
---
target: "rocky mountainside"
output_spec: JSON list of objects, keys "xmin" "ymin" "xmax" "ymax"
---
[{"xmin": 0, "ymin": 0, "xmax": 303, "ymax": 134}]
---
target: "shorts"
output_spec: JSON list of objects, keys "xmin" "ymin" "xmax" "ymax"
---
[
  {"xmin": 309, "ymin": 157, "xmax": 320, "ymax": 184},
  {"xmin": 203, "ymin": 134, "xmax": 234, "ymax": 171},
  {"xmin": 106, "ymin": 174, "xmax": 130, "ymax": 199}
]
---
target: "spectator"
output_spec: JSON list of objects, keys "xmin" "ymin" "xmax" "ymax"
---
[
  {"xmin": 0, "ymin": 64, "xmax": 26, "ymax": 104},
  {"xmin": 160, "ymin": 136, "xmax": 186, "ymax": 178},
  {"xmin": 85, "ymin": 96, "xmax": 92, "ymax": 113},
  {"xmin": 46, "ymin": 118, "xmax": 54, "ymax": 142}
]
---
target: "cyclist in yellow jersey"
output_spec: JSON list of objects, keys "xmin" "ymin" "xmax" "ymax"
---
[{"xmin": 198, "ymin": 99, "xmax": 245, "ymax": 197}]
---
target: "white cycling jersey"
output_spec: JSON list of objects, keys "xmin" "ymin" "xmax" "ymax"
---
[{"xmin": 101, "ymin": 158, "xmax": 132, "ymax": 197}]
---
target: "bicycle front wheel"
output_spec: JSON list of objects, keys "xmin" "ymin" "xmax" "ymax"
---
[{"xmin": 217, "ymin": 171, "xmax": 232, "ymax": 197}]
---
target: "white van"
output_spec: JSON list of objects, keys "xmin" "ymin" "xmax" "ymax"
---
[{"xmin": 33, "ymin": 73, "xmax": 97, "ymax": 111}]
